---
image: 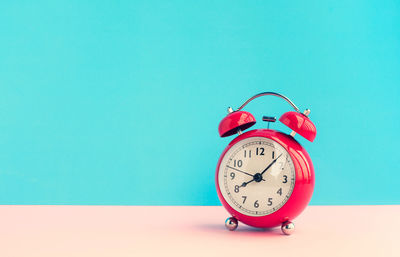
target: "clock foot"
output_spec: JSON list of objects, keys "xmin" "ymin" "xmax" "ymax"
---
[
  {"xmin": 225, "ymin": 217, "xmax": 238, "ymax": 231},
  {"xmin": 281, "ymin": 221, "xmax": 295, "ymax": 235}
]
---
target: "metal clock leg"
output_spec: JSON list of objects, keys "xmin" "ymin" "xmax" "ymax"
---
[
  {"xmin": 281, "ymin": 221, "xmax": 295, "ymax": 235},
  {"xmin": 225, "ymin": 217, "xmax": 238, "ymax": 231}
]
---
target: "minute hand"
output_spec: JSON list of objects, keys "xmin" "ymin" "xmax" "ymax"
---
[{"xmin": 260, "ymin": 154, "xmax": 283, "ymax": 176}]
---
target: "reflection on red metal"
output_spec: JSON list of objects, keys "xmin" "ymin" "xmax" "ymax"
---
[
  {"xmin": 279, "ymin": 111, "xmax": 317, "ymax": 142},
  {"xmin": 218, "ymin": 111, "xmax": 256, "ymax": 137}
]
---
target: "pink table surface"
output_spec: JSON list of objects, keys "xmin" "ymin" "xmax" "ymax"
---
[{"xmin": 0, "ymin": 205, "xmax": 398, "ymax": 257}]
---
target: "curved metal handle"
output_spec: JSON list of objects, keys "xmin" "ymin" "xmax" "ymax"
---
[{"xmin": 236, "ymin": 92, "xmax": 300, "ymax": 112}]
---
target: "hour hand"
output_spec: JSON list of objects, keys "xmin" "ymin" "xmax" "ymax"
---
[{"xmin": 239, "ymin": 179, "xmax": 254, "ymax": 188}]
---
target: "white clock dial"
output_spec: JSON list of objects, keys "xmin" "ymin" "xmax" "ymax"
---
[{"xmin": 218, "ymin": 137, "xmax": 295, "ymax": 217}]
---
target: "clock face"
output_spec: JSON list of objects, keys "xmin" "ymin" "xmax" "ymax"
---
[{"xmin": 218, "ymin": 137, "xmax": 296, "ymax": 217}]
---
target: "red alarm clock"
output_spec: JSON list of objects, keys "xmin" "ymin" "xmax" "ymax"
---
[{"xmin": 215, "ymin": 92, "xmax": 316, "ymax": 235}]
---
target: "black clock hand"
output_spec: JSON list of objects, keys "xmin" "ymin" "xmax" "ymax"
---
[
  {"xmin": 235, "ymin": 155, "xmax": 282, "ymax": 190},
  {"xmin": 226, "ymin": 166, "xmax": 254, "ymax": 177},
  {"xmin": 227, "ymin": 166, "xmax": 266, "ymax": 184},
  {"xmin": 260, "ymin": 153, "xmax": 283, "ymax": 176},
  {"xmin": 239, "ymin": 178, "xmax": 254, "ymax": 188}
]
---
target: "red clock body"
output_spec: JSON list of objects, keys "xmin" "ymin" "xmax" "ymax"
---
[{"xmin": 216, "ymin": 129, "xmax": 314, "ymax": 228}]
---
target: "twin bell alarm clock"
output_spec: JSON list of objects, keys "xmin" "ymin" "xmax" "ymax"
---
[{"xmin": 215, "ymin": 92, "xmax": 316, "ymax": 235}]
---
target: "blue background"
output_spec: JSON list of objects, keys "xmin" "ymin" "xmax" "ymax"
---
[{"xmin": 0, "ymin": 1, "xmax": 399, "ymax": 205}]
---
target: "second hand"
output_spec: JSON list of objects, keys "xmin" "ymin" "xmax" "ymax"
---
[{"xmin": 226, "ymin": 166, "xmax": 253, "ymax": 177}]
